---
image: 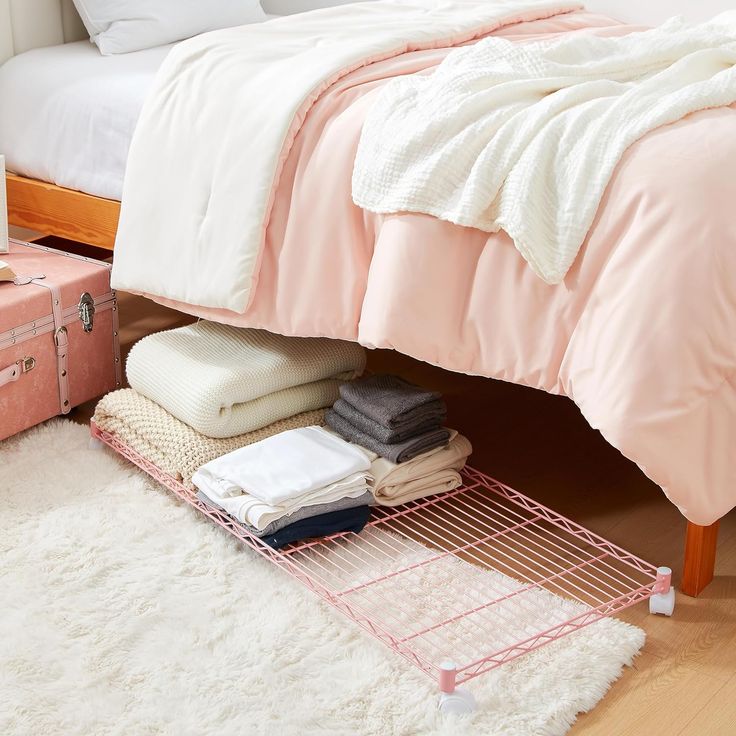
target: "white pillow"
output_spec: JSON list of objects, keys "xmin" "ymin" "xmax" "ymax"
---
[{"xmin": 72, "ymin": 0, "xmax": 268, "ymax": 55}]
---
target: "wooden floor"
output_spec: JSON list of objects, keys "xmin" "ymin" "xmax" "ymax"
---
[{"xmin": 70, "ymin": 290, "xmax": 736, "ymax": 735}]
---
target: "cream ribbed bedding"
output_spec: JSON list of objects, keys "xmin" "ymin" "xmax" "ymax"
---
[
  {"xmin": 125, "ymin": 321, "xmax": 366, "ymax": 438},
  {"xmin": 92, "ymin": 389, "xmax": 326, "ymax": 489}
]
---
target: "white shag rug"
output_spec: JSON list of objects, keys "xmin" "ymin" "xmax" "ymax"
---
[{"xmin": 0, "ymin": 421, "xmax": 645, "ymax": 736}]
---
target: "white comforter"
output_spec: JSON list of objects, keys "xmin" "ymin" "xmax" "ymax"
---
[
  {"xmin": 110, "ymin": 0, "xmax": 580, "ymax": 312},
  {"xmin": 352, "ymin": 13, "xmax": 736, "ymax": 284}
]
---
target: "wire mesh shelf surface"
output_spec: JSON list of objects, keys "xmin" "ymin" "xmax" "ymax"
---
[{"xmin": 91, "ymin": 422, "xmax": 659, "ymax": 688}]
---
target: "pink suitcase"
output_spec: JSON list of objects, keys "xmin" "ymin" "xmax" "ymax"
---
[{"xmin": 0, "ymin": 239, "xmax": 122, "ymax": 441}]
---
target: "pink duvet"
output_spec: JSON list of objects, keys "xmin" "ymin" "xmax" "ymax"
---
[{"xmin": 145, "ymin": 11, "xmax": 736, "ymax": 525}]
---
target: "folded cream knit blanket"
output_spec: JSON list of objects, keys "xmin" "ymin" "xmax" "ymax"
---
[
  {"xmin": 93, "ymin": 389, "xmax": 326, "ymax": 489},
  {"xmin": 126, "ymin": 322, "xmax": 366, "ymax": 438},
  {"xmin": 323, "ymin": 427, "xmax": 472, "ymax": 505},
  {"xmin": 368, "ymin": 430, "xmax": 472, "ymax": 506}
]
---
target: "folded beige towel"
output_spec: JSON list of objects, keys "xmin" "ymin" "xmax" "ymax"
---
[
  {"xmin": 126, "ymin": 322, "xmax": 366, "ymax": 438},
  {"xmin": 361, "ymin": 429, "xmax": 472, "ymax": 506},
  {"xmin": 93, "ymin": 389, "xmax": 326, "ymax": 489}
]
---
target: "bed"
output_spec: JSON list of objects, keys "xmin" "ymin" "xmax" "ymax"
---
[
  {"xmin": 0, "ymin": 41, "xmax": 169, "ymax": 202},
  {"xmin": 1, "ymin": 0, "xmax": 733, "ymax": 597},
  {"xmin": 0, "ymin": 0, "xmax": 287, "ymax": 245}
]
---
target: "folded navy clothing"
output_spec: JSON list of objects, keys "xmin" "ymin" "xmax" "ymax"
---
[
  {"xmin": 332, "ymin": 398, "xmax": 445, "ymax": 445},
  {"xmin": 196, "ymin": 489, "xmax": 373, "ymax": 538},
  {"xmin": 325, "ymin": 408, "xmax": 450, "ymax": 464},
  {"xmin": 262, "ymin": 505, "xmax": 371, "ymax": 549},
  {"xmin": 339, "ymin": 374, "xmax": 446, "ymax": 433}
]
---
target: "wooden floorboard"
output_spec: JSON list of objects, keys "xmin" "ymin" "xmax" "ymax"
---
[
  {"xmin": 574, "ymin": 650, "xmax": 727, "ymax": 736},
  {"xmin": 678, "ymin": 674, "xmax": 736, "ymax": 735},
  {"xmin": 65, "ymin": 289, "xmax": 736, "ymax": 735}
]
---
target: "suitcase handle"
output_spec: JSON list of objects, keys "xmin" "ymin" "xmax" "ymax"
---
[{"xmin": 0, "ymin": 356, "xmax": 35, "ymax": 388}]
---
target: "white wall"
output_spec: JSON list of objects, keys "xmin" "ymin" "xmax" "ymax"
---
[
  {"xmin": 583, "ymin": 0, "xmax": 732, "ymax": 25},
  {"xmin": 263, "ymin": 0, "xmax": 364, "ymax": 14},
  {"xmin": 265, "ymin": 0, "xmax": 733, "ymax": 25}
]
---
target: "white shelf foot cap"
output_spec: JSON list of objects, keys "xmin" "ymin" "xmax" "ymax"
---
[
  {"xmin": 649, "ymin": 566, "xmax": 675, "ymax": 616},
  {"xmin": 649, "ymin": 587, "xmax": 675, "ymax": 616},
  {"xmin": 438, "ymin": 688, "xmax": 477, "ymax": 716}
]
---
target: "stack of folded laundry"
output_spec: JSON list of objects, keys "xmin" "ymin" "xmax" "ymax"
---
[
  {"xmin": 325, "ymin": 374, "xmax": 472, "ymax": 505},
  {"xmin": 93, "ymin": 320, "xmax": 366, "ymax": 490},
  {"xmin": 193, "ymin": 426, "xmax": 373, "ymax": 548},
  {"xmin": 325, "ymin": 374, "xmax": 450, "ymax": 463},
  {"xmin": 94, "ymin": 323, "xmax": 472, "ymax": 546}
]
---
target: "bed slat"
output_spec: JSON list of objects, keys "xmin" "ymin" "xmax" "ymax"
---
[{"xmin": 6, "ymin": 174, "xmax": 120, "ymax": 250}]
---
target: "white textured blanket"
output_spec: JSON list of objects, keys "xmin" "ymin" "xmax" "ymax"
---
[
  {"xmin": 353, "ymin": 14, "xmax": 736, "ymax": 283},
  {"xmin": 126, "ymin": 322, "xmax": 366, "ymax": 438},
  {"xmin": 110, "ymin": 0, "xmax": 580, "ymax": 312}
]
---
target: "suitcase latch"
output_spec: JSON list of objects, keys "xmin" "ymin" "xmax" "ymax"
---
[
  {"xmin": 18, "ymin": 356, "xmax": 35, "ymax": 373},
  {"xmin": 78, "ymin": 292, "xmax": 95, "ymax": 333}
]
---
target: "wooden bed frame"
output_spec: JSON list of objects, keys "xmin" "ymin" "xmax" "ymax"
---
[
  {"xmin": 4, "ymin": 170, "xmax": 721, "ymax": 597},
  {"xmin": 7, "ymin": 173, "xmax": 120, "ymax": 251}
]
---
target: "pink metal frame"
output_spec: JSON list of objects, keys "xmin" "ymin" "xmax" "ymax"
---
[{"xmin": 90, "ymin": 422, "xmax": 660, "ymax": 692}]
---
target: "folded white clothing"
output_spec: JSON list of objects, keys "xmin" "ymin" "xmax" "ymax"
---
[
  {"xmin": 193, "ymin": 425, "xmax": 372, "ymax": 504},
  {"xmin": 126, "ymin": 321, "xmax": 366, "ymax": 438},
  {"xmin": 194, "ymin": 475, "xmax": 370, "ymax": 531},
  {"xmin": 199, "ymin": 471, "xmax": 369, "ymax": 510}
]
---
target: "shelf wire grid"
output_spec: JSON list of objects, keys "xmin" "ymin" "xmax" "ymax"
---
[{"xmin": 91, "ymin": 423, "xmax": 659, "ymax": 688}]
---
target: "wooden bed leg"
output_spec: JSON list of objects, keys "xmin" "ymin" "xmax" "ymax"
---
[{"xmin": 681, "ymin": 520, "xmax": 719, "ymax": 597}]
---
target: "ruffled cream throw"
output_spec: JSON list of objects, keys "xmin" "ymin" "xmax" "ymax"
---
[
  {"xmin": 93, "ymin": 389, "xmax": 326, "ymax": 489},
  {"xmin": 353, "ymin": 13, "xmax": 736, "ymax": 283},
  {"xmin": 126, "ymin": 322, "xmax": 366, "ymax": 438}
]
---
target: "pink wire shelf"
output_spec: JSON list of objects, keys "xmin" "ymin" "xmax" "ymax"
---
[{"xmin": 90, "ymin": 421, "xmax": 662, "ymax": 694}]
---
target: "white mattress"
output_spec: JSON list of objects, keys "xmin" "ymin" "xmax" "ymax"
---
[{"xmin": 0, "ymin": 41, "xmax": 172, "ymax": 201}]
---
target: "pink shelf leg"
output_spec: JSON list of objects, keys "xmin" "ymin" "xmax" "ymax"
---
[
  {"xmin": 655, "ymin": 566, "xmax": 672, "ymax": 594},
  {"xmin": 439, "ymin": 661, "xmax": 457, "ymax": 694}
]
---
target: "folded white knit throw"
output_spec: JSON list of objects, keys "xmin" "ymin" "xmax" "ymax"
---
[
  {"xmin": 353, "ymin": 13, "xmax": 736, "ymax": 283},
  {"xmin": 126, "ymin": 322, "xmax": 366, "ymax": 438}
]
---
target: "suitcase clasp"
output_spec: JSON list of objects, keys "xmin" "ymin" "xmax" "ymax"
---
[
  {"xmin": 78, "ymin": 292, "xmax": 95, "ymax": 333},
  {"xmin": 17, "ymin": 356, "xmax": 35, "ymax": 373}
]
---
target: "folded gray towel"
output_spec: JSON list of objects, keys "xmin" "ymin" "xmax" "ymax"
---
[
  {"xmin": 332, "ymin": 398, "xmax": 444, "ymax": 444},
  {"xmin": 325, "ymin": 408, "xmax": 450, "ymax": 464},
  {"xmin": 339, "ymin": 374, "xmax": 446, "ymax": 433},
  {"xmin": 196, "ymin": 489, "xmax": 374, "ymax": 538}
]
